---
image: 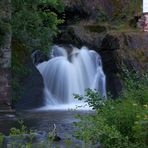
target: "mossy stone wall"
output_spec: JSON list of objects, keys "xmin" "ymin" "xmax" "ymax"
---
[{"xmin": 0, "ymin": 0, "xmax": 12, "ymax": 111}]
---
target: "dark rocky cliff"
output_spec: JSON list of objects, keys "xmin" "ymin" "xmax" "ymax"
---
[
  {"xmin": 12, "ymin": 40, "xmax": 45, "ymax": 110},
  {"xmin": 55, "ymin": 0, "xmax": 147, "ymax": 97},
  {"xmin": 62, "ymin": 0, "xmax": 133, "ymax": 22}
]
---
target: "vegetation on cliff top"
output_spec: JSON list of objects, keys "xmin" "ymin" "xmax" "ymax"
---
[{"xmin": 96, "ymin": 0, "xmax": 142, "ymax": 32}]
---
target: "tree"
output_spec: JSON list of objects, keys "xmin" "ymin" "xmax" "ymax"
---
[{"xmin": 12, "ymin": 0, "xmax": 64, "ymax": 52}]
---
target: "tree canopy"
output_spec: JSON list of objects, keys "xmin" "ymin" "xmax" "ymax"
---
[{"xmin": 12, "ymin": 0, "xmax": 64, "ymax": 51}]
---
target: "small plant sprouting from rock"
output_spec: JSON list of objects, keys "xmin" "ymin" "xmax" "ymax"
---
[{"xmin": 48, "ymin": 124, "xmax": 61, "ymax": 142}]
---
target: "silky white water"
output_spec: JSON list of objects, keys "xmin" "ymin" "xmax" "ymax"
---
[{"xmin": 37, "ymin": 45, "xmax": 106, "ymax": 110}]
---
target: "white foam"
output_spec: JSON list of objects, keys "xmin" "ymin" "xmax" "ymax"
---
[{"xmin": 37, "ymin": 45, "xmax": 106, "ymax": 109}]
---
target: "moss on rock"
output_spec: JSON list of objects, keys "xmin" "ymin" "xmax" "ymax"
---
[{"xmin": 85, "ymin": 25, "xmax": 107, "ymax": 33}]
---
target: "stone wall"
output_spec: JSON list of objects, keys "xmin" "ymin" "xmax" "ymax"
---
[
  {"xmin": 0, "ymin": 69, "xmax": 11, "ymax": 110},
  {"xmin": 0, "ymin": 0, "xmax": 11, "ymax": 111}
]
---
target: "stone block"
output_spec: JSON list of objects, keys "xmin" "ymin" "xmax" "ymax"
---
[{"xmin": 0, "ymin": 68, "xmax": 11, "ymax": 110}]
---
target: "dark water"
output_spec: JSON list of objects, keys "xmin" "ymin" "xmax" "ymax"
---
[{"xmin": 0, "ymin": 110, "xmax": 93, "ymax": 146}]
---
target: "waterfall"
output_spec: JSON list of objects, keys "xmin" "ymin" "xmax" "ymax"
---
[{"xmin": 37, "ymin": 45, "xmax": 106, "ymax": 109}]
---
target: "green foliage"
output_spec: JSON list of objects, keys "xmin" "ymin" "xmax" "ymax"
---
[
  {"xmin": 96, "ymin": 0, "xmax": 142, "ymax": 32},
  {"xmin": 0, "ymin": 120, "xmax": 35, "ymax": 148},
  {"xmin": 8, "ymin": 120, "xmax": 38, "ymax": 148},
  {"xmin": 12, "ymin": 39, "xmax": 30, "ymax": 104},
  {"xmin": 11, "ymin": 0, "xmax": 64, "ymax": 103},
  {"xmin": 111, "ymin": 0, "xmax": 141, "ymax": 21},
  {"xmin": 96, "ymin": 7, "xmax": 109, "ymax": 22},
  {"xmin": 0, "ymin": 120, "xmax": 80, "ymax": 147},
  {"xmin": 74, "ymin": 73, "xmax": 148, "ymax": 148},
  {"xmin": 12, "ymin": 0, "xmax": 64, "ymax": 52},
  {"xmin": 0, "ymin": 1, "xmax": 11, "ymax": 46},
  {"xmin": 9, "ymin": 120, "xmax": 30, "ymax": 136},
  {"xmin": 64, "ymin": 138, "xmax": 73, "ymax": 147},
  {"xmin": 74, "ymin": 89, "xmax": 106, "ymax": 109},
  {"xmin": 0, "ymin": 132, "xmax": 4, "ymax": 147},
  {"xmin": 123, "ymin": 72, "xmax": 148, "ymax": 105}
]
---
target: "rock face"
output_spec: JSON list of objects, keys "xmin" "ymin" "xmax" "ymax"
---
[
  {"xmin": 55, "ymin": 0, "xmax": 147, "ymax": 97},
  {"xmin": 16, "ymin": 50, "xmax": 48, "ymax": 109},
  {"xmin": 0, "ymin": 0, "xmax": 12, "ymax": 111},
  {"xmin": 56, "ymin": 24, "xmax": 148, "ymax": 97},
  {"xmin": 15, "ymin": 57, "xmax": 45, "ymax": 109},
  {"xmin": 62, "ymin": 0, "xmax": 131, "ymax": 23},
  {"xmin": 11, "ymin": 39, "xmax": 45, "ymax": 109},
  {"xmin": 31, "ymin": 50, "xmax": 48, "ymax": 65}
]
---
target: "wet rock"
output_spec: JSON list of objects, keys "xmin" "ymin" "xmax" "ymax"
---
[
  {"xmin": 55, "ymin": 26, "xmax": 83, "ymax": 47},
  {"xmin": 31, "ymin": 50, "xmax": 48, "ymax": 65},
  {"xmin": 56, "ymin": 21, "xmax": 148, "ymax": 97},
  {"xmin": 15, "ymin": 56, "xmax": 44, "ymax": 109},
  {"xmin": 100, "ymin": 50, "xmax": 122, "ymax": 97},
  {"xmin": 55, "ymin": 23, "xmax": 105, "ymax": 49},
  {"xmin": 52, "ymin": 135, "xmax": 61, "ymax": 142},
  {"xmin": 100, "ymin": 34, "xmax": 120, "ymax": 50},
  {"xmin": 94, "ymin": 143, "xmax": 102, "ymax": 148}
]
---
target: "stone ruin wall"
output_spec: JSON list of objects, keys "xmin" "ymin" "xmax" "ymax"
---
[{"xmin": 0, "ymin": 0, "xmax": 11, "ymax": 111}]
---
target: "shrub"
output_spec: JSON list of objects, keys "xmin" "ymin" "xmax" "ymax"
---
[
  {"xmin": 12, "ymin": 0, "xmax": 64, "ymax": 51},
  {"xmin": 0, "ymin": 132, "xmax": 4, "ymax": 147},
  {"xmin": 74, "ymin": 73, "xmax": 148, "ymax": 148}
]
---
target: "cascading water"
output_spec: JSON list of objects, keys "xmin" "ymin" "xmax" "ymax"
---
[{"xmin": 36, "ymin": 45, "xmax": 106, "ymax": 109}]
